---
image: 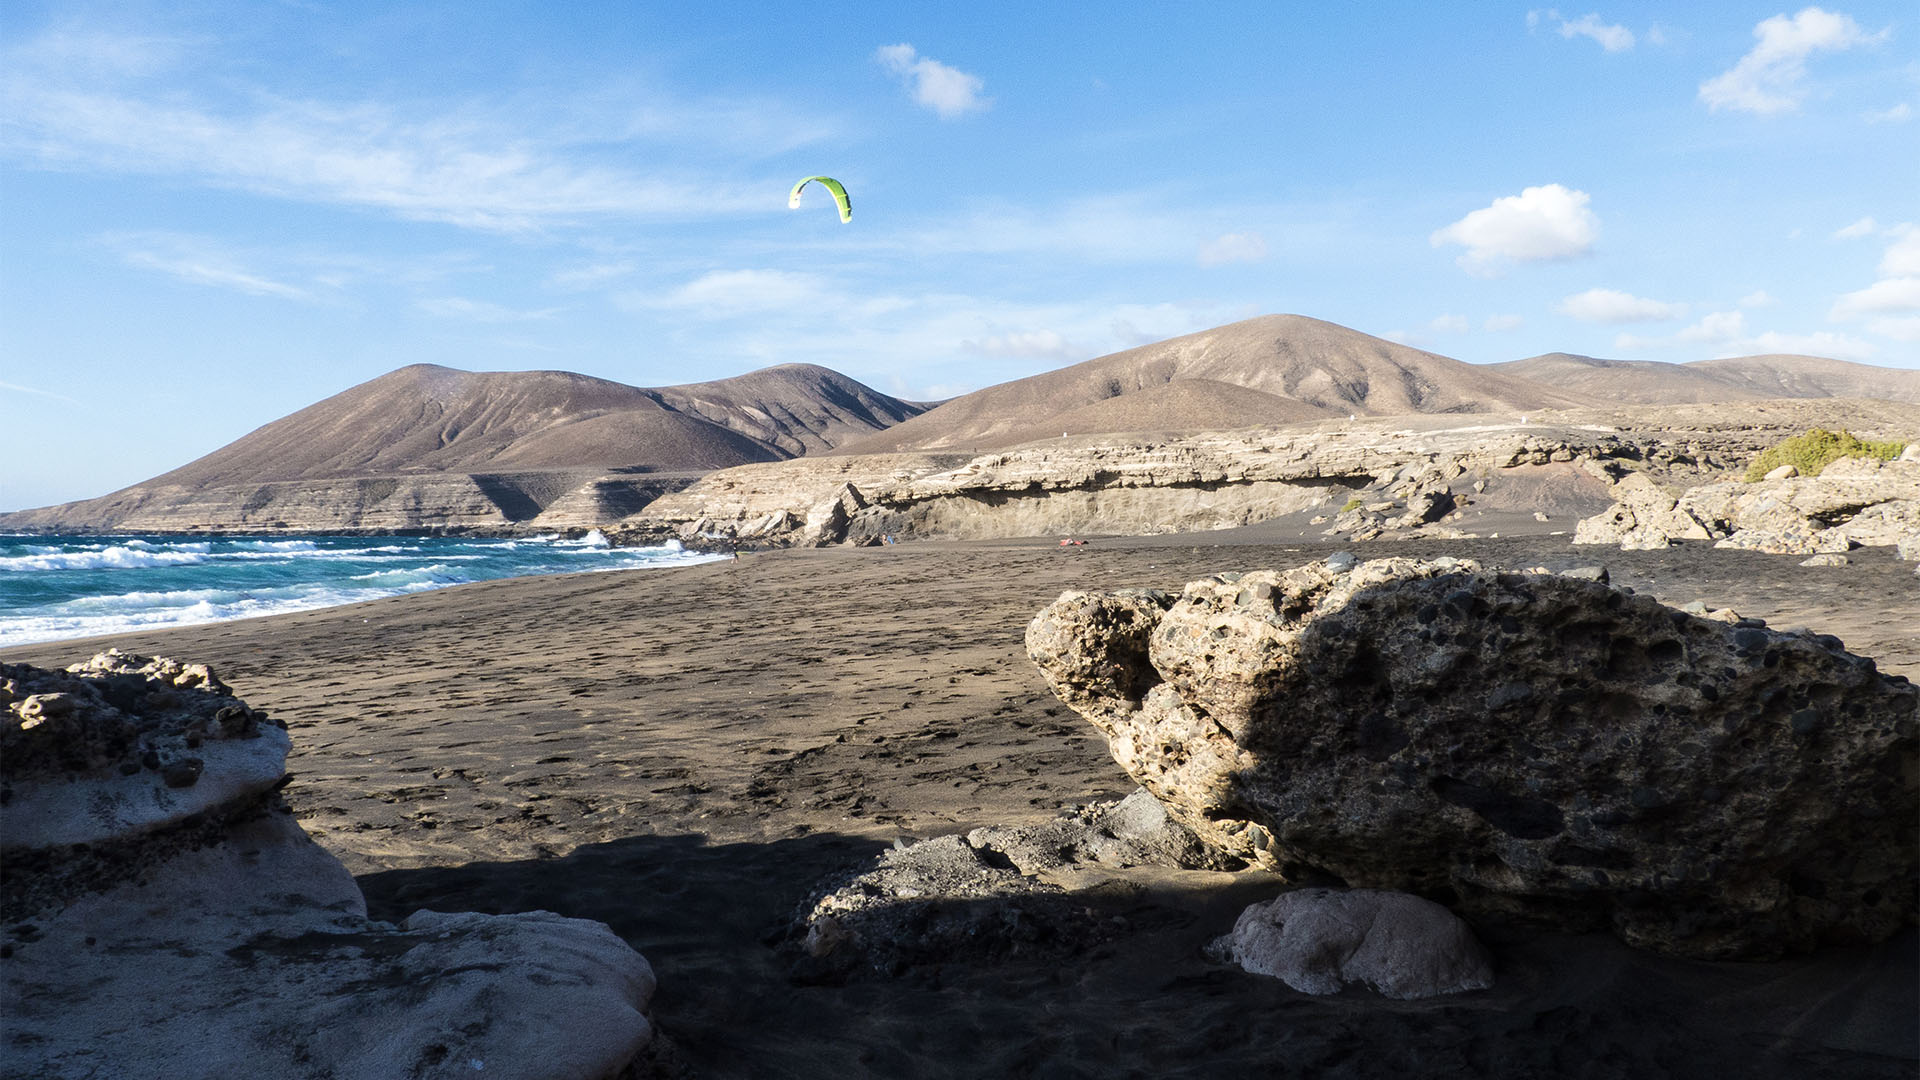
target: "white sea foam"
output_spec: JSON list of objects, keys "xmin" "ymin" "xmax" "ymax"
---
[
  {"xmin": 0, "ymin": 533, "xmax": 727, "ymax": 647},
  {"xmin": 0, "ymin": 546, "xmax": 212, "ymax": 572}
]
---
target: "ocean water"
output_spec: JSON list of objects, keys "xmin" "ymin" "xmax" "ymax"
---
[{"xmin": 0, "ymin": 532, "xmax": 723, "ymax": 648}]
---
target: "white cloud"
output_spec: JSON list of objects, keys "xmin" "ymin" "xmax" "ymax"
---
[
  {"xmin": 629, "ymin": 269, "xmax": 833, "ymax": 316},
  {"xmin": 1865, "ymin": 102, "xmax": 1912, "ymax": 123},
  {"xmin": 1677, "ymin": 310, "xmax": 1746, "ymax": 342},
  {"xmin": 1880, "ymin": 223, "xmax": 1920, "ymax": 276},
  {"xmin": 875, "ymin": 44, "xmax": 989, "ymax": 119},
  {"xmin": 1538, "ymin": 10, "xmax": 1636, "ymax": 51},
  {"xmin": 1, "ymin": 30, "xmax": 792, "ymax": 231},
  {"xmin": 1431, "ymin": 184, "xmax": 1598, "ymax": 275},
  {"xmin": 416, "ymin": 297, "xmax": 560, "ymax": 322},
  {"xmin": 1484, "ymin": 314, "xmax": 1524, "ymax": 332},
  {"xmin": 1428, "ymin": 314, "xmax": 1470, "ymax": 334},
  {"xmin": 1831, "ymin": 276, "xmax": 1920, "ymax": 319},
  {"xmin": 1196, "ymin": 231, "xmax": 1268, "ymax": 266},
  {"xmin": 1557, "ymin": 287, "xmax": 1687, "ymax": 323},
  {"xmin": 1739, "ymin": 290, "xmax": 1777, "ymax": 307},
  {"xmin": 962, "ymin": 329, "xmax": 1085, "ymax": 360},
  {"xmin": 1869, "ymin": 316, "xmax": 1920, "ymax": 342},
  {"xmin": 1617, "ymin": 310, "xmax": 1877, "ymax": 359},
  {"xmin": 1733, "ymin": 330, "xmax": 1876, "ymax": 358},
  {"xmin": 1833, "ymin": 216, "xmax": 1877, "ymax": 238},
  {"xmin": 1699, "ymin": 7, "xmax": 1883, "ymax": 116}
]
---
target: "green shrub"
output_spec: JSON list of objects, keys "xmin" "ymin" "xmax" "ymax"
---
[
  {"xmin": 1340, "ymin": 496, "xmax": 1364, "ymax": 513},
  {"xmin": 1744, "ymin": 428, "xmax": 1906, "ymax": 482}
]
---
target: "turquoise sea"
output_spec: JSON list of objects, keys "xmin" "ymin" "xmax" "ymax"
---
[{"xmin": 0, "ymin": 532, "xmax": 721, "ymax": 648}]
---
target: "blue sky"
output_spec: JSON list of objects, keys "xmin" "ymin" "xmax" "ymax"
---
[{"xmin": 2, "ymin": 2, "xmax": 1916, "ymax": 510}]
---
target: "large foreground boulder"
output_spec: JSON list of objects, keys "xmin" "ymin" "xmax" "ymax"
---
[
  {"xmin": 1026, "ymin": 559, "xmax": 1919, "ymax": 959},
  {"xmin": 1, "ymin": 651, "xmax": 658, "ymax": 1080}
]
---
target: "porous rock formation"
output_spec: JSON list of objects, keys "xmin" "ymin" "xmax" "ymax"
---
[
  {"xmin": 1, "ymin": 651, "xmax": 658, "ymax": 1080},
  {"xmin": 1206, "ymin": 888, "xmax": 1494, "ymax": 1000},
  {"xmin": 1025, "ymin": 558, "xmax": 1919, "ymax": 959},
  {"xmin": 1575, "ymin": 451, "xmax": 1918, "ymax": 554}
]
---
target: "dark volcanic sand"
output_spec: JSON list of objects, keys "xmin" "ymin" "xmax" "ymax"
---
[{"xmin": 5, "ymin": 533, "xmax": 1916, "ymax": 1079}]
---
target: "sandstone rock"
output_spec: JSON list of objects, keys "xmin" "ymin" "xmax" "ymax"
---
[
  {"xmin": 1764, "ymin": 464, "xmax": 1798, "ymax": 480},
  {"xmin": 1, "ymin": 653, "xmax": 659, "ymax": 1080},
  {"xmin": 1207, "ymin": 887, "xmax": 1494, "ymax": 1000},
  {"xmin": 1835, "ymin": 499, "xmax": 1920, "ymax": 548},
  {"xmin": 3, "ymin": 649, "xmax": 286, "ymax": 856},
  {"xmin": 1799, "ymin": 554, "xmax": 1850, "ymax": 567},
  {"xmin": 1026, "ymin": 559, "xmax": 1918, "ymax": 959},
  {"xmin": 1572, "ymin": 472, "xmax": 1712, "ymax": 549},
  {"xmin": 1714, "ymin": 521, "xmax": 1851, "ymax": 555}
]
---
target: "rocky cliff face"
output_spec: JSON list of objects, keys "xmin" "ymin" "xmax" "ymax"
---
[
  {"xmin": 610, "ymin": 401, "xmax": 1919, "ymax": 549},
  {"xmin": 608, "ymin": 417, "xmax": 1778, "ymax": 548}
]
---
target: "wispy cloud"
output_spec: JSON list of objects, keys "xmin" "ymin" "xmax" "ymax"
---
[
  {"xmin": 1833, "ymin": 216, "xmax": 1877, "ymax": 238},
  {"xmin": 1431, "ymin": 184, "xmax": 1598, "ymax": 276},
  {"xmin": 416, "ymin": 297, "xmax": 561, "ymax": 322},
  {"xmin": 1, "ymin": 28, "xmax": 814, "ymax": 231},
  {"xmin": 549, "ymin": 261, "xmax": 638, "ymax": 290},
  {"xmin": 1617, "ymin": 309, "xmax": 1876, "ymax": 359},
  {"xmin": 1196, "ymin": 231, "xmax": 1268, "ymax": 266},
  {"xmin": 962, "ymin": 329, "xmax": 1085, "ymax": 360},
  {"xmin": 1864, "ymin": 102, "xmax": 1912, "ymax": 123},
  {"xmin": 1529, "ymin": 10, "xmax": 1636, "ymax": 51},
  {"xmin": 1557, "ymin": 287, "xmax": 1686, "ymax": 323},
  {"xmin": 875, "ymin": 44, "xmax": 990, "ymax": 118},
  {"xmin": 1699, "ymin": 7, "xmax": 1885, "ymax": 116},
  {"xmin": 100, "ymin": 231, "xmax": 314, "ymax": 300},
  {"xmin": 0, "ymin": 380, "xmax": 82, "ymax": 405}
]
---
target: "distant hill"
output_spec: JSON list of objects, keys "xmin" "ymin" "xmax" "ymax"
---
[
  {"xmin": 0, "ymin": 363, "xmax": 923, "ymax": 531},
  {"xmin": 840, "ymin": 314, "xmax": 1602, "ymax": 453},
  {"xmin": 648, "ymin": 364, "xmax": 924, "ymax": 456},
  {"xmin": 1492, "ymin": 353, "xmax": 1920, "ymax": 405}
]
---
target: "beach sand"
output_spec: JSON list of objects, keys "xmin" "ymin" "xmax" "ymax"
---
[{"xmin": 6, "ymin": 530, "xmax": 1916, "ymax": 1078}]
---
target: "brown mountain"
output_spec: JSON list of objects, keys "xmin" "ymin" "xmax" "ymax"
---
[
  {"xmin": 2, "ymin": 363, "xmax": 922, "ymax": 531},
  {"xmin": 1492, "ymin": 353, "xmax": 1920, "ymax": 405},
  {"xmin": 840, "ymin": 314, "xmax": 1602, "ymax": 453},
  {"xmin": 648, "ymin": 363, "xmax": 924, "ymax": 456}
]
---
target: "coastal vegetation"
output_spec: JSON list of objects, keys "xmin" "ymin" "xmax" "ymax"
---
[{"xmin": 1744, "ymin": 428, "xmax": 1906, "ymax": 482}]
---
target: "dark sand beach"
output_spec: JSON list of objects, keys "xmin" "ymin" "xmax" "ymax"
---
[{"xmin": 5, "ymin": 530, "xmax": 1916, "ymax": 1078}]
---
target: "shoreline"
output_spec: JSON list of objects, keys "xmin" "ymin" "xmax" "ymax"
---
[{"xmin": 5, "ymin": 532, "xmax": 1915, "ymax": 1076}]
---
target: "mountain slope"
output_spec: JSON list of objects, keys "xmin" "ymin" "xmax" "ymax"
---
[
  {"xmin": 648, "ymin": 363, "xmax": 926, "ymax": 456},
  {"xmin": 1493, "ymin": 353, "xmax": 1920, "ymax": 405},
  {"xmin": 841, "ymin": 314, "xmax": 1602, "ymax": 453},
  {"xmin": 3, "ymin": 362, "xmax": 924, "ymax": 530}
]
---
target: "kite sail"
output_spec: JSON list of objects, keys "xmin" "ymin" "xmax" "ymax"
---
[{"xmin": 788, "ymin": 176, "xmax": 852, "ymax": 224}]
